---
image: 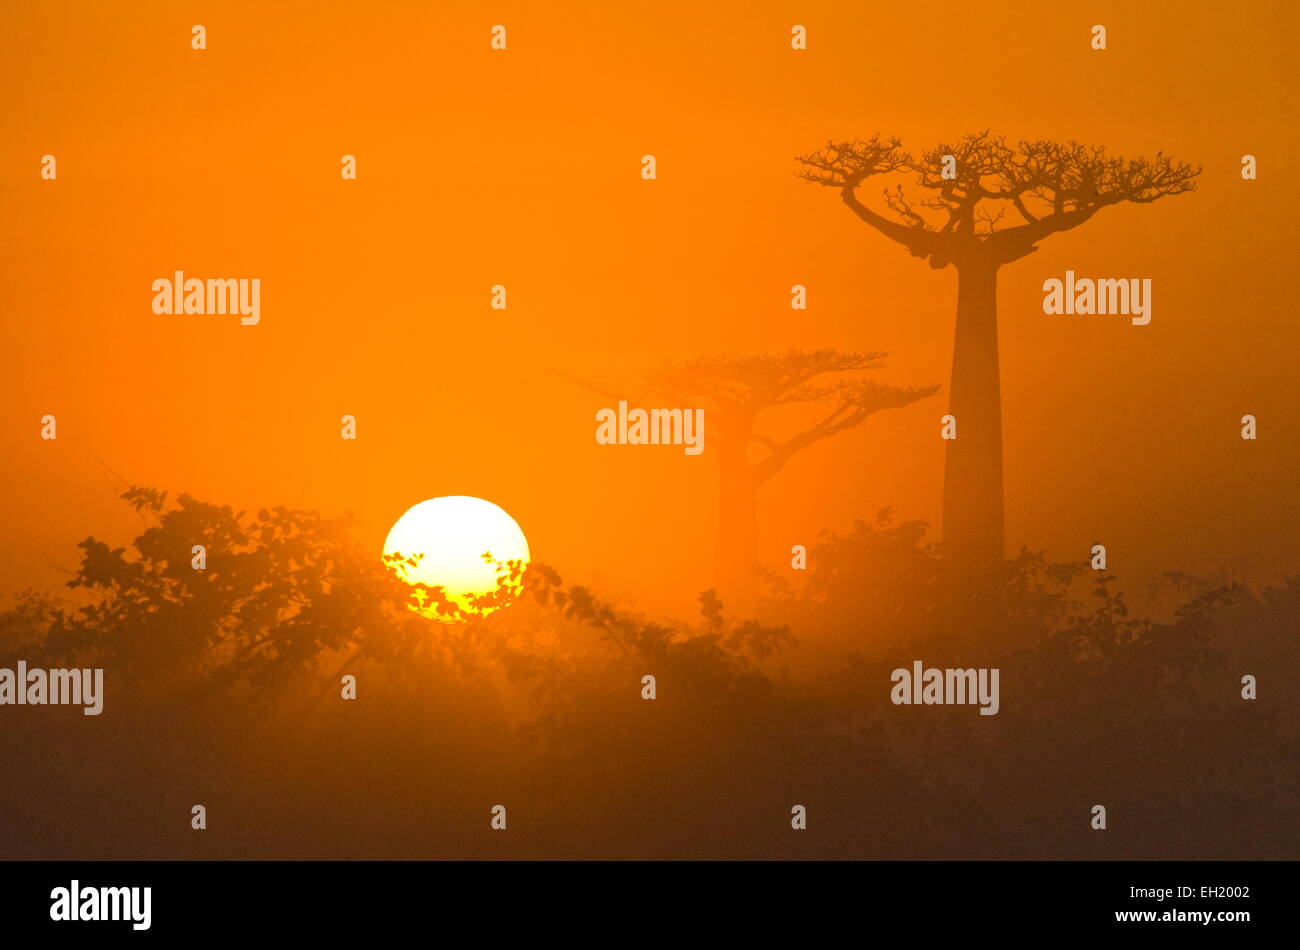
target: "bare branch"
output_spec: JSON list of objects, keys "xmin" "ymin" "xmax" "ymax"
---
[
  {"xmin": 750, "ymin": 379, "xmax": 942, "ymax": 484},
  {"xmin": 797, "ymin": 136, "xmax": 940, "ymax": 259}
]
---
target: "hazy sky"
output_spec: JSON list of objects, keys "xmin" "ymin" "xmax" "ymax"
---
[{"xmin": 3, "ymin": 0, "xmax": 1297, "ymax": 615}]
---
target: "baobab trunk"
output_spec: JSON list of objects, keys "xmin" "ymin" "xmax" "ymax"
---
[
  {"xmin": 714, "ymin": 434, "xmax": 759, "ymax": 612},
  {"xmin": 942, "ymin": 258, "xmax": 1005, "ymax": 577}
]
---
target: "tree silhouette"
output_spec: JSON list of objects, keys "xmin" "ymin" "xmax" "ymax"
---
[
  {"xmin": 641, "ymin": 349, "xmax": 938, "ymax": 604},
  {"xmin": 798, "ymin": 132, "xmax": 1200, "ymax": 577},
  {"xmin": 2, "ymin": 486, "xmax": 1295, "ymax": 860},
  {"xmin": 43, "ymin": 487, "xmax": 472, "ymax": 697}
]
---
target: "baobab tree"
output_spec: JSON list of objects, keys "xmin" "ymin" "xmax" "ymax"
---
[
  {"xmin": 573, "ymin": 350, "xmax": 938, "ymax": 606},
  {"xmin": 798, "ymin": 132, "xmax": 1200, "ymax": 576}
]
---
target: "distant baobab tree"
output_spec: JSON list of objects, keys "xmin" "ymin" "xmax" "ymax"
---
[
  {"xmin": 573, "ymin": 350, "xmax": 939, "ymax": 606},
  {"xmin": 798, "ymin": 132, "xmax": 1200, "ymax": 576}
]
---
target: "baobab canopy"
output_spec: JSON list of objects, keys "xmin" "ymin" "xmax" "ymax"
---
[{"xmin": 797, "ymin": 131, "xmax": 1200, "ymax": 268}]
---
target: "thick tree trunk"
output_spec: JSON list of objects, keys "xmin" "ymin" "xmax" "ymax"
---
[
  {"xmin": 942, "ymin": 260, "xmax": 1005, "ymax": 577},
  {"xmin": 714, "ymin": 434, "xmax": 759, "ymax": 614}
]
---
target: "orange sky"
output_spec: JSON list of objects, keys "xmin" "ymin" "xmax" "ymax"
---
[{"xmin": 2, "ymin": 0, "xmax": 1297, "ymax": 615}]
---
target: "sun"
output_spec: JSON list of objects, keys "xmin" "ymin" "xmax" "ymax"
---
[{"xmin": 383, "ymin": 496, "xmax": 530, "ymax": 621}]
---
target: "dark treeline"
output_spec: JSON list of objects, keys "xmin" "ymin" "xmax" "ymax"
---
[{"xmin": 0, "ymin": 490, "xmax": 1295, "ymax": 859}]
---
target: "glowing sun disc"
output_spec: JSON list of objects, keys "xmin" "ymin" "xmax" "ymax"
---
[{"xmin": 383, "ymin": 496, "xmax": 530, "ymax": 621}]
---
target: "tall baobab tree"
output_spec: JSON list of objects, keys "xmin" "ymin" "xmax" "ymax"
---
[
  {"xmin": 798, "ymin": 132, "xmax": 1199, "ymax": 576},
  {"xmin": 576, "ymin": 350, "xmax": 938, "ymax": 606}
]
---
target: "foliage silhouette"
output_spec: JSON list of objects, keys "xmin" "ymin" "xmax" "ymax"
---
[{"xmin": 0, "ymin": 486, "xmax": 1293, "ymax": 860}]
